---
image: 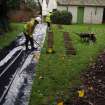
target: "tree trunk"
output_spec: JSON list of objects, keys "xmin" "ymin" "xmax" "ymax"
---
[{"xmin": 0, "ymin": 0, "xmax": 10, "ymax": 32}]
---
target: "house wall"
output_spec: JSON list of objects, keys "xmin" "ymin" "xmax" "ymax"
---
[
  {"xmin": 84, "ymin": 7, "xmax": 104, "ymax": 24},
  {"xmin": 68, "ymin": 6, "xmax": 77, "ymax": 23},
  {"xmin": 57, "ymin": 6, "xmax": 67, "ymax": 11},
  {"xmin": 57, "ymin": 5, "xmax": 104, "ymax": 24}
]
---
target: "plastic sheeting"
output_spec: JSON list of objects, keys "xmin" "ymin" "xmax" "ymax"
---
[{"xmin": 1, "ymin": 23, "xmax": 47, "ymax": 105}]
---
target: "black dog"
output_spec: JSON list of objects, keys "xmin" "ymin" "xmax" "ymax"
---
[{"xmin": 76, "ymin": 32, "xmax": 96, "ymax": 42}]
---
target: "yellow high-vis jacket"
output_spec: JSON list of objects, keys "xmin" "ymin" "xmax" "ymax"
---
[
  {"xmin": 24, "ymin": 19, "xmax": 35, "ymax": 37},
  {"xmin": 46, "ymin": 13, "xmax": 52, "ymax": 23}
]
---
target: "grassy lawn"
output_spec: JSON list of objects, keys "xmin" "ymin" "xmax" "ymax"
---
[
  {"xmin": 0, "ymin": 23, "xmax": 24, "ymax": 48},
  {"xmin": 30, "ymin": 24, "xmax": 105, "ymax": 105}
]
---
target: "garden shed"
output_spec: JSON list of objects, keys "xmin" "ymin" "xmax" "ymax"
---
[{"xmin": 57, "ymin": 0, "xmax": 105, "ymax": 24}]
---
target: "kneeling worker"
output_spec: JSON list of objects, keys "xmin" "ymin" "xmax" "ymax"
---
[
  {"xmin": 46, "ymin": 12, "xmax": 52, "ymax": 31},
  {"xmin": 24, "ymin": 18, "xmax": 39, "ymax": 51}
]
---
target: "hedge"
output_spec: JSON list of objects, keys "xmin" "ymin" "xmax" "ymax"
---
[{"xmin": 51, "ymin": 10, "xmax": 72, "ymax": 25}]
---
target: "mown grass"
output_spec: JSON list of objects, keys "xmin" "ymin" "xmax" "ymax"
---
[
  {"xmin": 30, "ymin": 24, "xmax": 105, "ymax": 105},
  {"xmin": 0, "ymin": 23, "xmax": 24, "ymax": 48}
]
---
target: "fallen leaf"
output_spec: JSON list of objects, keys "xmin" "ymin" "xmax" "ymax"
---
[
  {"xmin": 78, "ymin": 89, "xmax": 85, "ymax": 97},
  {"xmin": 39, "ymin": 76, "xmax": 44, "ymax": 79},
  {"xmin": 88, "ymin": 86, "xmax": 93, "ymax": 90},
  {"xmin": 57, "ymin": 101, "xmax": 64, "ymax": 105}
]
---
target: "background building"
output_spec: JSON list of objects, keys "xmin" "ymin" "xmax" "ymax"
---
[{"xmin": 57, "ymin": 0, "xmax": 105, "ymax": 24}]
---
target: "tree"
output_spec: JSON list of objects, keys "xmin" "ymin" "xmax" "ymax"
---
[
  {"xmin": 24, "ymin": 0, "xmax": 37, "ymax": 8},
  {"xmin": 7, "ymin": 0, "xmax": 21, "ymax": 9},
  {"xmin": 0, "ymin": 0, "xmax": 10, "ymax": 32}
]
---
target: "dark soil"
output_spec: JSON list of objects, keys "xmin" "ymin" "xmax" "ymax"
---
[
  {"xmin": 65, "ymin": 51, "xmax": 105, "ymax": 105},
  {"xmin": 47, "ymin": 32, "xmax": 54, "ymax": 49},
  {"xmin": 63, "ymin": 32, "xmax": 76, "ymax": 56}
]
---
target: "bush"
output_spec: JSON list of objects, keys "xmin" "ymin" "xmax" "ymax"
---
[
  {"xmin": 7, "ymin": 0, "xmax": 20, "ymax": 9},
  {"xmin": 51, "ymin": 10, "xmax": 72, "ymax": 25}
]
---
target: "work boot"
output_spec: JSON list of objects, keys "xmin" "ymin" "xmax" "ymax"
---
[
  {"xmin": 31, "ymin": 47, "xmax": 38, "ymax": 51},
  {"xmin": 25, "ymin": 48, "xmax": 30, "ymax": 52}
]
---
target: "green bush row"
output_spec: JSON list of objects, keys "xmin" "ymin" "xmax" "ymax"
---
[{"xmin": 51, "ymin": 10, "xmax": 72, "ymax": 25}]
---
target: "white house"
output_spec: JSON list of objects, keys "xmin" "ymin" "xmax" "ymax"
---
[{"xmin": 57, "ymin": 0, "xmax": 105, "ymax": 24}]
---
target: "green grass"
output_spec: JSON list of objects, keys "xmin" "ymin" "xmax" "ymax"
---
[
  {"xmin": 30, "ymin": 24, "xmax": 105, "ymax": 105},
  {"xmin": 0, "ymin": 23, "xmax": 24, "ymax": 48}
]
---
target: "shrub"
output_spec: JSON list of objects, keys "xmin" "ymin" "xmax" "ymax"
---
[
  {"xmin": 7, "ymin": 0, "xmax": 20, "ymax": 9},
  {"xmin": 51, "ymin": 10, "xmax": 72, "ymax": 25}
]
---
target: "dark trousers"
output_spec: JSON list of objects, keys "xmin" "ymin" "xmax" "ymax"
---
[
  {"xmin": 47, "ymin": 22, "xmax": 51, "ymax": 28},
  {"xmin": 24, "ymin": 32, "xmax": 34, "ymax": 50}
]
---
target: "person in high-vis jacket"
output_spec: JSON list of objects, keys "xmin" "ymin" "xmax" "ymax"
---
[
  {"xmin": 24, "ymin": 18, "xmax": 39, "ymax": 51},
  {"xmin": 46, "ymin": 12, "xmax": 52, "ymax": 30}
]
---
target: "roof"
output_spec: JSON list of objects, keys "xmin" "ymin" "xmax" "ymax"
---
[{"xmin": 57, "ymin": 0, "xmax": 105, "ymax": 7}]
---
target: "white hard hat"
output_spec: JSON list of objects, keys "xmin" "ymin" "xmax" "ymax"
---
[{"xmin": 35, "ymin": 16, "xmax": 41, "ymax": 23}]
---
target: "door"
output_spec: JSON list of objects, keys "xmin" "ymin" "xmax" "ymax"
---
[
  {"xmin": 77, "ymin": 7, "xmax": 84, "ymax": 24},
  {"xmin": 103, "ymin": 8, "xmax": 105, "ymax": 23}
]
